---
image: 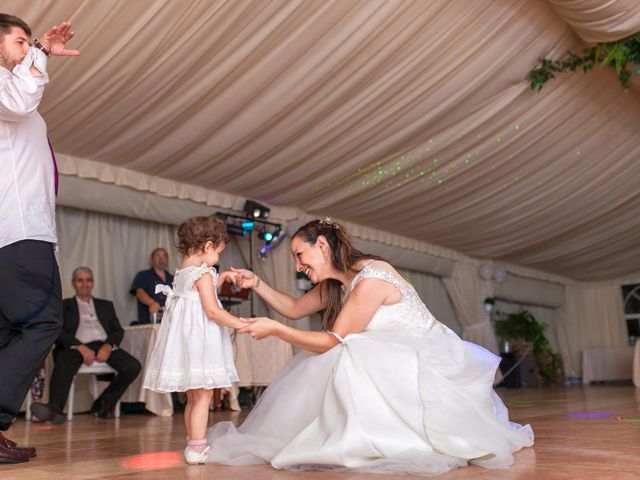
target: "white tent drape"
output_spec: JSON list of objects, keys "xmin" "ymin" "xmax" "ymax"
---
[
  {"xmin": 548, "ymin": 0, "xmax": 640, "ymax": 42},
  {"xmin": 496, "ymin": 274, "xmax": 566, "ymax": 309},
  {"xmin": 442, "ymin": 263, "xmax": 499, "ymax": 353},
  {"xmin": 4, "ymin": 0, "xmax": 637, "ymax": 281},
  {"xmin": 556, "ymin": 282, "xmax": 628, "ymax": 376},
  {"xmin": 56, "ymin": 206, "xmax": 179, "ymax": 322}
]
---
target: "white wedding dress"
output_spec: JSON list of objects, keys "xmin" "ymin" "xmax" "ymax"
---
[{"xmin": 206, "ymin": 261, "xmax": 533, "ymax": 475}]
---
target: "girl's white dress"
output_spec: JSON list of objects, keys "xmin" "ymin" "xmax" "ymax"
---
[
  {"xmin": 143, "ymin": 264, "xmax": 238, "ymax": 392},
  {"xmin": 206, "ymin": 261, "xmax": 533, "ymax": 476}
]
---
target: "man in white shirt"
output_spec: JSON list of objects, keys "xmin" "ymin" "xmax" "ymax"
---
[
  {"xmin": 0, "ymin": 13, "xmax": 79, "ymax": 463},
  {"xmin": 30, "ymin": 267, "xmax": 141, "ymax": 424}
]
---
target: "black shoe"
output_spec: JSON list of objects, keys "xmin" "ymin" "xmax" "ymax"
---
[
  {"xmin": 30, "ymin": 403, "xmax": 65, "ymax": 425},
  {"xmin": 90, "ymin": 398, "xmax": 115, "ymax": 419}
]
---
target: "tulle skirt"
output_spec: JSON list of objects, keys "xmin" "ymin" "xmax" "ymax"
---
[{"xmin": 206, "ymin": 328, "xmax": 533, "ymax": 476}]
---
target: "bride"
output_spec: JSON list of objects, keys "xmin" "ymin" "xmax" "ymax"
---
[{"xmin": 207, "ymin": 218, "xmax": 533, "ymax": 475}]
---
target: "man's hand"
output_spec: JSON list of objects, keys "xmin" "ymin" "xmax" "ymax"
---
[
  {"xmin": 148, "ymin": 301, "xmax": 161, "ymax": 314},
  {"xmin": 96, "ymin": 343, "xmax": 113, "ymax": 363},
  {"xmin": 76, "ymin": 345, "xmax": 95, "ymax": 366},
  {"xmin": 39, "ymin": 21, "xmax": 80, "ymax": 57}
]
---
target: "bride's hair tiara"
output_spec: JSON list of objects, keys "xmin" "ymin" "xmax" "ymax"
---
[{"xmin": 318, "ymin": 217, "xmax": 341, "ymax": 230}]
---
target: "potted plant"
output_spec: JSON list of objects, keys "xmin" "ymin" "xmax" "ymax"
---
[{"xmin": 492, "ymin": 309, "xmax": 564, "ymax": 386}]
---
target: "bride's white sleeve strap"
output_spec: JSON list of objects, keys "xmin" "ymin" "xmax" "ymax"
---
[{"xmin": 326, "ymin": 331, "xmax": 346, "ymax": 344}]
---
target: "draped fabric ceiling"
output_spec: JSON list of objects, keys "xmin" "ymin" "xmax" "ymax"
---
[{"xmin": 7, "ymin": 0, "xmax": 640, "ymax": 281}]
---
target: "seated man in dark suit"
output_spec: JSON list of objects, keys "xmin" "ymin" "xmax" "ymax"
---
[{"xmin": 31, "ymin": 267, "xmax": 141, "ymax": 424}]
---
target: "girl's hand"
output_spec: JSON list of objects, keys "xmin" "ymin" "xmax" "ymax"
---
[
  {"xmin": 218, "ymin": 271, "xmax": 238, "ymax": 285},
  {"xmin": 238, "ymin": 317, "xmax": 278, "ymax": 340},
  {"xmin": 230, "ymin": 267, "xmax": 258, "ymax": 289}
]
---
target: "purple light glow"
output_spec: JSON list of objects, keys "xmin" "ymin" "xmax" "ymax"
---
[{"xmin": 564, "ymin": 412, "xmax": 617, "ymax": 419}]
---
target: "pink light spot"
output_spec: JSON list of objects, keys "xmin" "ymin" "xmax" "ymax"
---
[{"xmin": 121, "ymin": 451, "xmax": 183, "ymax": 470}]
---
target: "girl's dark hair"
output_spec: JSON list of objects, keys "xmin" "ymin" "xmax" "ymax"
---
[
  {"xmin": 293, "ymin": 219, "xmax": 384, "ymax": 331},
  {"xmin": 0, "ymin": 14, "xmax": 32, "ymax": 39},
  {"xmin": 176, "ymin": 216, "xmax": 228, "ymax": 256}
]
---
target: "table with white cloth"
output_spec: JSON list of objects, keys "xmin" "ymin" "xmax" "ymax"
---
[
  {"xmin": 120, "ymin": 324, "xmax": 173, "ymax": 416},
  {"xmin": 582, "ymin": 346, "xmax": 634, "ymax": 385},
  {"xmin": 633, "ymin": 342, "xmax": 640, "ymax": 387}
]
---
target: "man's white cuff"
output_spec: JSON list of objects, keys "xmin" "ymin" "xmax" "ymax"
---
[{"xmin": 21, "ymin": 46, "xmax": 49, "ymax": 74}]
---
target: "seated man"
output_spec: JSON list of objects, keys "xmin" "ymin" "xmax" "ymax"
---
[
  {"xmin": 31, "ymin": 267, "xmax": 141, "ymax": 424},
  {"xmin": 129, "ymin": 247, "xmax": 174, "ymax": 324}
]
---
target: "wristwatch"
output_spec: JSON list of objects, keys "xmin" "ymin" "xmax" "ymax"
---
[{"xmin": 32, "ymin": 38, "xmax": 51, "ymax": 57}]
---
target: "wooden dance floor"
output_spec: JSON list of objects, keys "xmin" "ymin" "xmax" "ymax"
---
[{"xmin": 3, "ymin": 386, "xmax": 640, "ymax": 479}]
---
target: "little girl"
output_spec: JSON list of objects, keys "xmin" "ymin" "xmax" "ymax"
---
[{"xmin": 143, "ymin": 216, "xmax": 255, "ymax": 464}]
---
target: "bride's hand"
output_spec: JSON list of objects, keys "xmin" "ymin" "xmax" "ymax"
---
[
  {"xmin": 230, "ymin": 267, "xmax": 259, "ymax": 289},
  {"xmin": 238, "ymin": 317, "xmax": 278, "ymax": 340}
]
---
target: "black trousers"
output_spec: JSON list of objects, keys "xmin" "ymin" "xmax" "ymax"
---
[
  {"xmin": 49, "ymin": 343, "xmax": 142, "ymax": 413},
  {"xmin": 0, "ymin": 240, "xmax": 63, "ymax": 431}
]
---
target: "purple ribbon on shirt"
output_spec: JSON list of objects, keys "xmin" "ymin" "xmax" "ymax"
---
[{"xmin": 47, "ymin": 137, "xmax": 58, "ymax": 196}]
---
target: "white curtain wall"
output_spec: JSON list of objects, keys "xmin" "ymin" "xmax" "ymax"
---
[
  {"xmin": 556, "ymin": 282, "xmax": 628, "ymax": 377},
  {"xmin": 442, "ymin": 263, "xmax": 500, "ymax": 354},
  {"xmin": 56, "ymin": 206, "xmax": 179, "ymax": 323}
]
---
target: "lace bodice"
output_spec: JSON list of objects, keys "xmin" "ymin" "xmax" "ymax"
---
[{"xmin": 346, "ymin": 261, "xmax": 451, "ymax": 334}]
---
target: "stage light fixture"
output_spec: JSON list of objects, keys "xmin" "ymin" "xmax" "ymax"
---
[
  {"xmin": 241, "ymin": 220, "xmax": 255, "ymax": 231},
  {"xmin": 258, "ymin": 244, "xmax": 271, "ymax": 259},
  {"xmin": 260, "ymin": 231, "xmax": 274, "ymax": 243},
  {"xmin": 226, "ymin": 224, "xmax": 245, "ymax": 236},
  {"xmin": 243, "ymin": 200, "xmax": 270, "ymax": 219}
]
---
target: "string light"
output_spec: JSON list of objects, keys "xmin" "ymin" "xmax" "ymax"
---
[{"xmin": 312, "ymin": 122, "xmax": 540, "ymax": 194}]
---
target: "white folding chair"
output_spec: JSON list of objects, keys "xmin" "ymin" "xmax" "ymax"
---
[
  {"xmin": 66, "ymin": 362, "xmax": 121, "ymax": 420},
  {"xmin": 25, "ymin": 391, "xmax": 33, "ymax": 421}
]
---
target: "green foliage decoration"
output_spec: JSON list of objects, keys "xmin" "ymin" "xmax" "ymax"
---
[
  {"xmin": 492, "ymin": 309, "xmax": 564, "ymax": 384},
  {"xmin": 528, "ymin": 33, "xmax": 640, "ymax": 91}
]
